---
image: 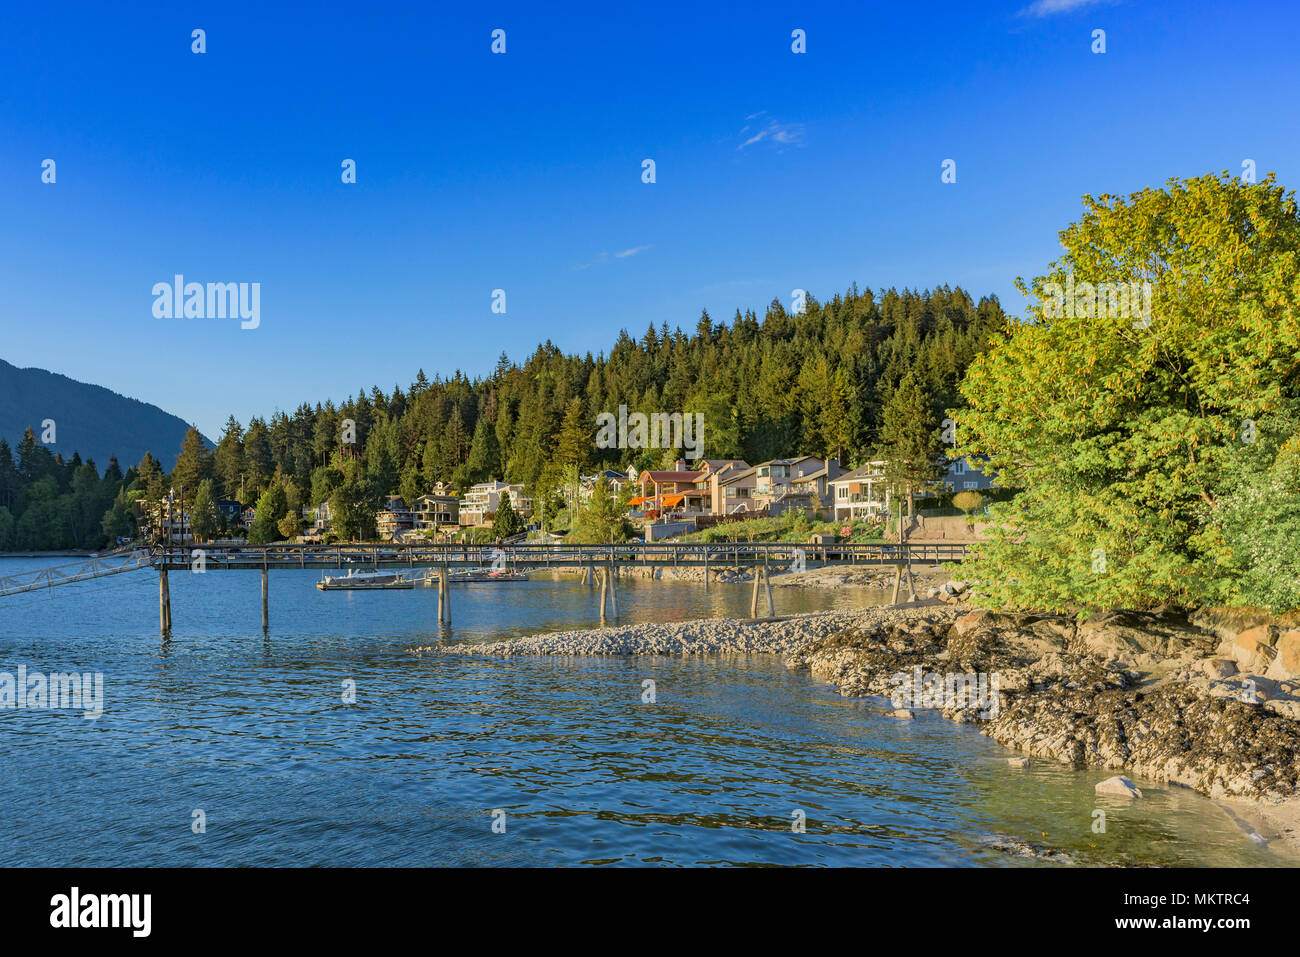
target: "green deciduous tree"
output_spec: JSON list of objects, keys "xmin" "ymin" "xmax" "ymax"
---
[
  {"xmin": 959, "ymin": 171, "xmax": 1300, "ymax": 612},
  {"xmin": 247, "ymin": 483, "xmax": 288, "ymax": 545}
]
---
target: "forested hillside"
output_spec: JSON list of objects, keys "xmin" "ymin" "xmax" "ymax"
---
[
  {"xmin": 0, "ymin": 358, "xmax": 201, "ymax": 472},
  {"xmin": 0, "ymin": 284, "xmax": 1006, "ymax": 549}
]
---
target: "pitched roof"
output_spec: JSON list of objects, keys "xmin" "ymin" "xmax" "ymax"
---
[
  {"xmin": 642, "ymin": 470, "xmax": 703, "ymax": 482},
  {"xmin": 829, "ymin": 462, "xmax": 887, "ymax": 483}
]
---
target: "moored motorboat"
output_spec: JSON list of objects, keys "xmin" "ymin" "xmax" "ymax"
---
[{"xmin": 316, "ymin": 570, "xmax": 414, "ymax": 590}]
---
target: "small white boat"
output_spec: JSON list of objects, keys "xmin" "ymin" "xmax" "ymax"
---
[
  {"xmin": 316, "ymin": 569, "xmax": 413, "ymax": 590},
  {"xmin": 448, "ymin": 567, "xmax": 530, "ymax": 583}
]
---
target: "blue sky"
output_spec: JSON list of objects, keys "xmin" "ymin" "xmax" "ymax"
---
[{"xmin": 2, "ymin": 0, "xmax": 1297, "ymax": 441}]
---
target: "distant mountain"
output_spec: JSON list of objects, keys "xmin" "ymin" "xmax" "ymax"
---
[{"xmin": 0, "ymin": 359, "xmax": 207, "ymax": 473}]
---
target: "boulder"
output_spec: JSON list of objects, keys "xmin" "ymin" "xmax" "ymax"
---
[
  {"xmin": 890, "ymin": 709, "xmax": 915, "ymax": 719},
  {"xmin": 954, "ymin": 610, "xmax": 994, "ymax": 637},
  {"xmin": 1072, "ymin": 609, "xmax": 1206, "ymax": 664},
  {"xmin": 1266, "ymin": 631, "xmax": 1300, "ymax": 680},
  {"xmin": 1006, "ymin": 757, "xmax": 1030, "ymax": 768},
  {"xmin": 1233, "ymin": 626, "xmax": 1278, "ymax": 669},
  {"xmin": 1200, "ymin": 657, "xmax": 1238, "ymax": 679},
  {"xmin": 1095, "ymin": 776, "xmax": 1143, "ymax": 798}
]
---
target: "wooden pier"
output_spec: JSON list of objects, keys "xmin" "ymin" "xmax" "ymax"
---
[{"xmin": 1, "ymin": 541, "xmax": 967, "ymax": 637}]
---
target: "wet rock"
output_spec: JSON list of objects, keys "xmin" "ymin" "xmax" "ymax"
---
[
  {"xmin": 1096, "ymin": 776, "xmax": 1143, "ymax": 798},
  {"xmin": 891, "ymin": 709, "xmax": 914, "ymax": 719},
  {"xmin": 1007, "ymin": 757, "xmax": 1030, "ymax": 768},
  {"xmin": 981, "ymin": 834, "xmax": 1074, "ymax": 865}
]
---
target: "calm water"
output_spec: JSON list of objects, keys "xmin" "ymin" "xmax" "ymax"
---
[{"xmin": 0, "ymin": 557, "xmax": 1289, "ymax": 867}]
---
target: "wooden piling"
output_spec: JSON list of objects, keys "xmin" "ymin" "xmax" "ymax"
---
[
  {"xmin": 608, "ymin": 562, "xmax": 618, "ymax": 617},
  {"xmin": 765, "ymin": 564, "xmax": 775, "ymax": 618},
  {"xmin": 261, "ymin": 566, "xmax": 269, "ymax": 632},
  {"xmin": 703, "ymin": 551, "xmax": 709, "ymax": 592},
  {"xmin": 750, "ymin": 564, "xmax": 760, "ymax": 618},
  {"xmin": 599, "ymin": 568, "xmax": 608, "ymax": 625},
  {"xmin": 159, "ymin": 567, "xmax": 171, "ymax": 636}
]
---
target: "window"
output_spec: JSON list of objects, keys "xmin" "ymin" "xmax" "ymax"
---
[
  {"xmin": 954, "ymin": 460, "xmax": 966, "ymax": 475},
  {"xmin": 963, "ymin": 481, "xmax": 978, "ymax": 490},
  {"xmin": 837, "ymin": 486, "xmax": 847, "ymax": 499}
]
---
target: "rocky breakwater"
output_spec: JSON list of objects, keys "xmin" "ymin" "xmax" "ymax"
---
[
  {"xmin": 418, "ymin": 605, "xmax": 944, "ymax": 657},
  {"xmin": 785, "ymin": 606, "xmax": 1300, "ymax": 816}
]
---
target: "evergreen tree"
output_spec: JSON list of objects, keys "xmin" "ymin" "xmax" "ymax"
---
[
  {"xmin": 879, "ymin": 372, "xmax": 943, "ymax": 518},
  {"xmin": 492, "ymin": 491, "xmax": 524, "ymax": 538},
  {"xmin": 189, "ymin": 479, "xmax": 219, "ymax": 543},
  {"xmin": 171, "ymin": 426, "xmax": 213, "ymax": 493}
]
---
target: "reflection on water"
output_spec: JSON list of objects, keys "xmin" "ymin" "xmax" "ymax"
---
[{"xmin": 0, "ymin": 560, "xmax": 1289, "ymax": 866}]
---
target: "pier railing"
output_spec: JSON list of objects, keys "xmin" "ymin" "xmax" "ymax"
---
[{"xmin": 150, "ymin": 540, "xmax": 969, "ymax": 570}]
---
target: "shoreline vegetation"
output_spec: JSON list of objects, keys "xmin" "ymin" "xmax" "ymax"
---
[{"xmin": 422, "ymin": 565, "xmax": 1300, "ymax": 858}]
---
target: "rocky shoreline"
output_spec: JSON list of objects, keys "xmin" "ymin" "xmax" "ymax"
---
[
  {"xmin": 531, "ymin": 563, "xmax": 953, "ymax": 590},
  {"xmin": 421, "ymin": 588, "xmax": 1300, "ymax": 853}
]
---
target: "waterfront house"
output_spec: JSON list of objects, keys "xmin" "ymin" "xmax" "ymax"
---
[
  {"xmin": 216, "ymin": 498, "xmax": 245, "ymax": 528},
  {"xmin": 139, "ymin": 499, "xmax": 193, "ymax": 544},
  {"xmin": 716, "ymin": 456, "xmax": 841, "ymax": 516},
  {"xmin": 504, "ymin": 484, "xmax": 534, "ymax": 519},
  {"xmin": 632, "ymin": 461, "xmax": 708, "ymax": 515},
  {"xmin": 580, "ymin": 469, "xmax": 633, "ymax": 500},
  {"xmin": 303, "ymin": 500, "xmax": 331, "ymax": 531},
  {"xmin": 411, "ymin": 494, "xmax": 459, "ymax": 530},
  {"xmin": 376, "ymin": 495, "xmax": 415, "ymax": 541},
  {"xmin": 460, "ymin": 481, "xmax": 533, "ymax": 526},
  {"xmin": 460, "ymin": 481, "xmax": 507, "ymax": 526},
  {"xmin": 828, "ymin": 461, "xmax": 891, "ymax": 522},
  {"xmin": 941, "ymin": 454, "xmax": 997, "ymax": 494}
]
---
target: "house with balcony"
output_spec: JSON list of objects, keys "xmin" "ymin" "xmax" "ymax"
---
[
  {"xmin": 459, "ymin": 481, "xmax": 507, "ymax": 526},
  {"xmin": 139, "ymin": 499, "xmax": 193, "ymax": 544},
  {"xmin": 828, "ymin": 461, "xmax": 891, "ymax": 522},
  {"xmin": 411, "ymin": 494, "xmax": 459, "ymax": 530},
  {"xmin": 716, "ymin": 456, "xmax": 842, "ymax": 516},
  {"xmin": 303, "ymin": 500, "xmax": 331, "ymax": 531},
  {"xmin": 376, "ymin": 496, "xmax": 415, "ymax": 541},
  {"xmin": 631, "ymin": 463, "xmax": 707, "ymax": 516},
  {"xmin": 459, "ymin": 481, "xmax": 533, "ymax": 526},
  {"xmin": 504, "ymin": 484, "xmax": 534, "ymax": 519}
]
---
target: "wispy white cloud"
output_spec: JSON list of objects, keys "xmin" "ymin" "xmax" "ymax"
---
[
  {"xmin": 737, "ymin": 113, "xmax": 805, "ymax": 151},
  {"xmin": 1017, "ymin": 0, "xmax": 1113, "ymax": 17},
  {"xmin": 575, "ymin": 245, "xmax": 652, "ymax": 270}
]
